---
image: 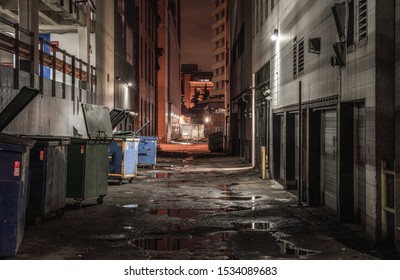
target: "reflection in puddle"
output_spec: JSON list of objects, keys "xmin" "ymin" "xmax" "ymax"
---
[
  {"xmin": 149, "ymin": 209, "xmax": 202, "ymax": 219},
  {"xmin": 276, "ymin": 240, "xmax": 320, "ymax": 258},
  {"xmin": 122, "ymin": 204, "xmax": 139, "ymax": 208},
  {"xmin": 232, "ymin": 222, "xmax": 274, "ymax": 230},
  {"xmin": 93, "ymin": 234, "xmax": 127, "ymax": 241},
  {"xmin": 149, "ymin": 206, "xmax": 254, "ymax": 218},
  {"xmin": 217, "ymin": 196, "xmax": 262, "ymax": 201},
  {"xmin": 132, "ymin": 232, "xmax": 230, "ymax": 252},
  {"xmin": 156, "ymin": 173, "xmax": 173, "ymax": 179}
]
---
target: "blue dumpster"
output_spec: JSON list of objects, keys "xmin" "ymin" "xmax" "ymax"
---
[
  {"xmin": 0, "ymin": 86, "xmax": 41, "ymax": 257},
  {"xmin": 108, "ymin": 136, "xmax": 139, "ymax": 184},
  {"xmin": 26, "ymin": 137, "xmax": 70, "ymax": 224},
  {"xmin": 0, "ymin": 134, "xmax": 35, "ymax": 257},
  {"xmin": 137, "ymin": 136, "xmax": 157, "ymax": 167}
]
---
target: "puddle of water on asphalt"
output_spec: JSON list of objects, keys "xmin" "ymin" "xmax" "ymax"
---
[
  {"xmin": 132, "ymin": 232, "xmax": 230, "ymax": 252},
  {"xmin": 122, "ymin": 204, "xmax": 139, "ymax": 208},
  {"xmin": 232, "ymin": 222, "xmax": 274, "ymax": 230},
  {"xmin": 216, "ymin": 196, "xmax": 262, "ymax": 201},
  {"xmin": 149, "ymin": 209, "xmax": 203, "ymax": 219},
  {"xmin": 93, "ymin": 234, "xmax": 128, "ymax": 241},
  {"xmin": 221, "ymin": 191, "xmax": 242, "ymax": 196},
  {"xmin": 222, "ymin": 206, "xmax": 254, "ymax": 212},
  {"xmin": 149, "ymin": 206, "xmax": 254, "ymax": 217},
  {"xmin": 156, "ymin": 173, "xmax": 173, "ymax": 179},
  {"xmin": 276, "ymin": 240, "xmax": 320, "ymax": 258}
]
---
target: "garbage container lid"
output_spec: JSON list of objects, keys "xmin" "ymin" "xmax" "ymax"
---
[
  {"xmin": 20, "ymin": 136, "xmax": 71, "ymax": 147},
  {"xmin": 82, "ymin": 104, "xmax": 113, "ymax": 140},
  {"xmin": 0, "ymin": 133, "xmax": 36, "ymax": 147}
]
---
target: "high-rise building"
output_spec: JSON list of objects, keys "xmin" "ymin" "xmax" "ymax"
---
[
  {"xmin": 211, "ymin": 0, "xmax": 228, "ymax": 97},
  {"xmin": 157, "ymin": 0, "xmax": 182, "ymax": 143},
  {"xmin": 212, "ymin": 0, "xmax": 229, "ymax": 150}
]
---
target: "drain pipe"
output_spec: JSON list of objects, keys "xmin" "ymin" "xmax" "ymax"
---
[
  {"xmin": 298, "ymin": 81, "xmax": 303, "ymax": 206},
  {"xmin": 252, "ymin": 74, "xmax": 256, "ymax": 167}
]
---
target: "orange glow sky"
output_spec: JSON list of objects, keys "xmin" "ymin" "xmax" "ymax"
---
[{"xmin": 181, "ymin": 0, "xmax": 214, "ymax": 71}]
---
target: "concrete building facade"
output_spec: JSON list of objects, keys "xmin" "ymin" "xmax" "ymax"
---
[
  {"xmin": 157, "ymin": 0, "xmax": 181, "ymax": 143},
  {"xmin": 1, "ymin": 0, "xmax": 96, "ymax": 137},
  {"xmin": 229, "ymin": 0, "xmax": 253, "ymax": 160},
  {"xmin": 247, "ymin": 0, "xmax": 396, "ymax": 248},
  {"xmin": 135, "ymin": 0, "xmax": 158, "ymax": 135}
]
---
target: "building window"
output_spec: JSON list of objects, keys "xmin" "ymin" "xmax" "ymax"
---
[
  {"xmin": 141, "ymin": 37, "xmax": 143, "ymax": 77},
  {"xmin": 358, "ymin": 0, "xmax": 367, "ymax": 45},
  {"xmin": 145, "ymin": 43, "xmax": 148, "ymax": 81},
  {"xmin": 298, "ymin": 39, "xmax": 305, "ymax": 75},
  {"xmin": 347, "ymin": 0, "xmax": 355, "ymax": 50},
  {"xmin": 293, "ymin": 38, "xmax": 305, "ymax": 78},
  {"xmin": 293, "ymin": 37, "xmax": 297, "ymax": 78}
]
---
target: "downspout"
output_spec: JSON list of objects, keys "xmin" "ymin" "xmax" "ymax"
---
[{"xmin": 252, "ymin": 73, "xmax": 256, "ymax": 167}]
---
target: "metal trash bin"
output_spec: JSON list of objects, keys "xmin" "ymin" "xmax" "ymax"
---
[
  {"xmin": 208, "ymin": 131, "xmax": 223, "ymax": 152},
  {"xmin": 0, "ymin": 134, "xmax": 35, "ymax": 257},
  {"xmin": 108, "ymin": 134, "xmax": 139, "ymax": 184},
  {"xmin": 26, "ymin": 137, "xmax": 70, "ymax": 224},
  {"xmin": 0, "ymin": 86, "xmax": 41, "ymax": 257},
  {"xmin": 66, "ymin": 104, "xmax": 113, "ymax": 208},
  {"xmin": 137, "ymin": 136, "xmax": 158, "ymax": 167}
]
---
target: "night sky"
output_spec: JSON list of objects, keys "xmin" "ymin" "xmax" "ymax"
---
[{"xmin": 181, "ymin": 0, "xmax": 214, "ymax": 71}]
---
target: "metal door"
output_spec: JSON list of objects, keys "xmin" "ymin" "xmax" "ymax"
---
[
  {"xmin": 280, "ymin": 116, "xmax": 285, "ymax": 179},
  {"xmin": 354, "ymin": 104, "xmax": 366, "ymax": 224},
  {"xmin": 321, "ymin": 110, "xmax": 337, "ymax": 212}
]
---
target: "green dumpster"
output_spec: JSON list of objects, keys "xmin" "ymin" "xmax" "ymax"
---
[{"xmin": 66, "ymin": 104, "xmax": 113, "ymax": 208}]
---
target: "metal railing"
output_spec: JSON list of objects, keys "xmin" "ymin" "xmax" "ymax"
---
[{"xmin": 0, "ymin": 16, "xmax": 96, "ymax": 94}]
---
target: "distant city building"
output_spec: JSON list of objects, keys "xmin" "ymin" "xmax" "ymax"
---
[
  {"xmin": 181, "ymin": 64, "xmax": 213, "ymax": 109},
  {"xmin": 212, "ymin": 0, "xmax": 229, "ymax": 150}
]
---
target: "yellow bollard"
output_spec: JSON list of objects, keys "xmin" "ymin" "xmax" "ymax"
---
[{"xmin": 261, "ymin": 146, "xmax": 266, "ymax": 180}]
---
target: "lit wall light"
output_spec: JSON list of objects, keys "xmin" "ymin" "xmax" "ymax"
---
[
  {"xmin": 116, "ymin": 76, "xmax": 134, "ymax": 88},
  {"xmin": 271, "ymin": 29, "xmax": 279, "ymax": 41}
]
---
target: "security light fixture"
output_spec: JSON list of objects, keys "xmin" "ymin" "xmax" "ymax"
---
[
  {"xmin": 271, "ymin": 29, "xmax": 279, "ymax": 41},
  {"xmin": 309, "ymin": 38, "xmax": 321, "ymax": 54},
  {"xmin": 116, "ymin": 76, "xmax": 134, "ymax": 88}
]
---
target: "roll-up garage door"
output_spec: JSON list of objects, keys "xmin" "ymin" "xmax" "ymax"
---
[{"xmin": 321, "ymin": 110, "xmax": 337, "ymax": 212}]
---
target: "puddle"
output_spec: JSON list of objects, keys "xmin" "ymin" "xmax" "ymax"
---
[
  {"xmin": 222, "ymin": 206, "xmax": 254, "ymax": 212},
  {"xmin": 232, "ymin": 222, "xmax": 274, "ymax": 230},
  {"xmin": 216, "ymin": 196, "xmax": 262, "ymax": 201},
  {"xmin": 156, "ymin": 173, "xmax": 173, "ymax": 179},
  {"xmin": 221, "ymin": 191, "xmax": 242, "ymax": 196},
  {"xmin": 122, "ymin": 204, "xmax": 139, "ymax": 208},
  {"xmin": 149, "ymin": 209, "xmax": 203, "ymax": 219},
  {"xmin": 93, "ymin": 234, "xmax": 128, "ymax": 241},
  {"xmin": 276, "ymin": 240, "xmax": 320, "ymax": 258},
  {"xmin": 132, "ymin": 232, "xmax": 230, "ymax": 252},
  {"xmin": 149, "ymin": 207, "xmax": 253, "ymax": 218}
]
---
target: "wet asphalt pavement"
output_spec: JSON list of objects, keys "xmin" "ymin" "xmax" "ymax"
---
[{"xmin": 7, "ymin": 144, "xmax": 394, "ymax": 260}]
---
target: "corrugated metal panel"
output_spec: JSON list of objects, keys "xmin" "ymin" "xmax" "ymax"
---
[{"xmin": 321, "ymin": 110, "xmax": 337, "ymax": 212}]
